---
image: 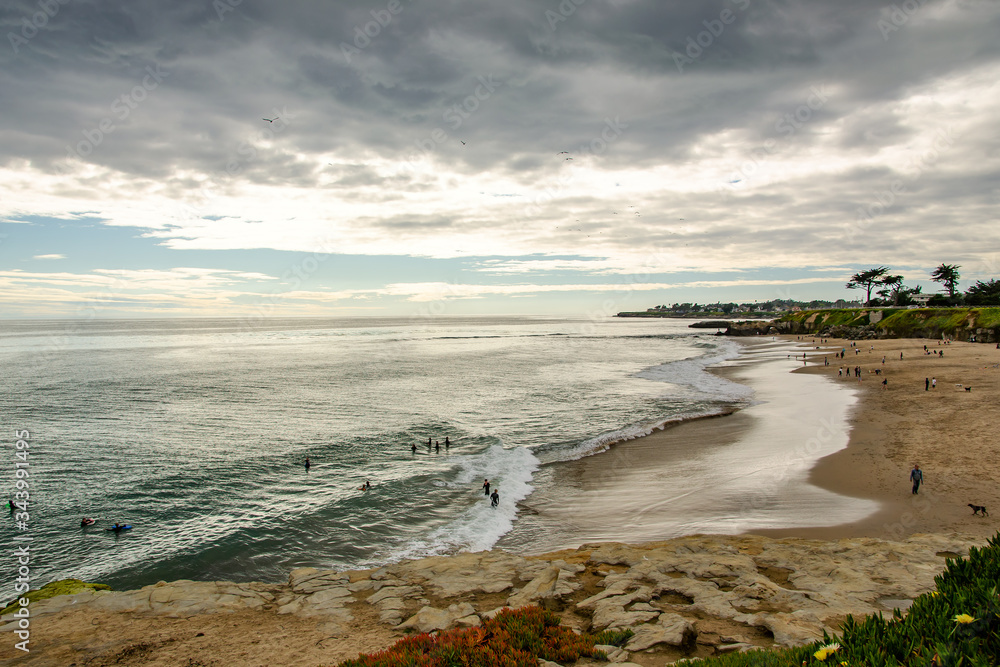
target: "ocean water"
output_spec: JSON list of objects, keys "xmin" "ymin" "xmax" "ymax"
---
[{"xmin": 0, "ymin": 316, "xmax": 750, "ymax": 592}]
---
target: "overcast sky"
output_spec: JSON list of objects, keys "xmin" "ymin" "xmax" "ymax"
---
[{"xmin": 1, "ymin": 0, "xmax": 998, "ymax": 318}]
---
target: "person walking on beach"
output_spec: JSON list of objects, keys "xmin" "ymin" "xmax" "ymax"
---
[
  {"xmin": 490, "ymin": 488, "xmax": 499, "ymax": 507},
  {"xmin": 881, "ymin": 378, "xmax": 888, "ymax": 390},
  {"xmin": 910, "ymin": 464, "xmax": 923, "ymax": 494},
  {"xmin": 483, "ymin": 479, "xmax": 490, "ymax": 495},
  {"xmin": 932, "ymin": 377, "xmax": 937, "ymax": 389},
  {"xmin": 925, "ymin": 377, "xmax": 930, "ymax": 391}
]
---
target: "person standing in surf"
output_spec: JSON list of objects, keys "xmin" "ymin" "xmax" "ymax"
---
[
  {"xmin": 490, "ymin": 488, "xmax": 499, "ymax": 507},
  {"xmin": 305, "ymin": 457, "xmax": 311, "ymax": 472},
  {"xmin": 483, "ymin": 479, "xmax": 490, "ymax": 495}
]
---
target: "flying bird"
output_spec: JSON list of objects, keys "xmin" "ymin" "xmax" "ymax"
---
[
  {"xmin": 263, "ymin": 117, "xmax": 278, "ymax": 123},
  {"xmin": 557, "ymin": 151, "xmax": 569, "ymax": 154},
  {"xmin": 461, "ymin": 141, "xmax": 466, "ymax": 145},
  {"xmin": 565, "ymin": 157, "xmax": 573, "ymax": 160}
]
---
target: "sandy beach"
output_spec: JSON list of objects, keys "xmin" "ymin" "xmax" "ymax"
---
[
  {"xmin": 766, "ymin": 335, "xmax": 1000, "ymax": 541},
  {"xmin": 527, "ymin": 335, "xmax": 999, "ymax": 545}
]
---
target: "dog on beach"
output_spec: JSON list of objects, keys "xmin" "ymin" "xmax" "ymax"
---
[
  {"xmin": 964, "ymin": 386, "xmax": 972, "ymax": 392},
  {"xmin": 968, "ymin": 504, "xmax": 989, "ymax": 517}
]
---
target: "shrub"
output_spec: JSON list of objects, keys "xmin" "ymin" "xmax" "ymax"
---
[{"xmin": 336, "ymin": 606, "xmax": 632, "ymax": 667}]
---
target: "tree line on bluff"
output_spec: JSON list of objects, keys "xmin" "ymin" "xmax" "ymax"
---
[{"xmin": 846, "ymin": 264, "xmax": 1000, "ymax": 307}]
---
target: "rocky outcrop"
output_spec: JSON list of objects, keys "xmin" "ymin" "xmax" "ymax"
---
[{"xmin": 1, "ymin": 532, "xmax": 981, "ymax": 660}]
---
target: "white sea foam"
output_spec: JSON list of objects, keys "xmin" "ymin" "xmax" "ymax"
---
[
  {"xmin": 386, "ymin": 444, "xmax": 540, "ymax": 561},
  {"xmin": 552, "ymin": 338, "xmax": 752, "ymax": 463},
  {"xmin": 634, "ymin": 338, "xmax": 751, "ymax": 401}
]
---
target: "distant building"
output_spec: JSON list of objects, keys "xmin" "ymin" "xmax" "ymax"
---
[{"xmin": 910, "ymin": 294, "xmax": 933, "ymax": 305}]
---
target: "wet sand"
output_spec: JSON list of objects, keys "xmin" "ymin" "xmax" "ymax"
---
[
  {"xmin": 505, "ymin": 338, "xmax": 878, "ymax": 553},
  {"xmin": 510, "ymin": 335, "xmax": 999, "ymax": 551}
]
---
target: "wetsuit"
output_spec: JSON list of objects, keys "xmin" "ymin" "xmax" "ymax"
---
[{"xmin": 490, "ymin": 490, "xmax": 499, "ymax": 507}]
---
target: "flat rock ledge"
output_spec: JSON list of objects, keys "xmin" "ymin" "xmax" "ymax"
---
[{"xmin": 2, "ymin": 532, "xmax": 979, "ymax": 660}]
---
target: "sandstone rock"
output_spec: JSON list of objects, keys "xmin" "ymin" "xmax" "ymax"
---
[
  {"xmin": 591, "ymin": 597, "xmax": 659, "ymax": 631},
  {"xmin": 348, "ymin": 579, "xmax": 374, "ymax": 592},
  {"xmin": 455, "ymin": 614, "xmax": 482, "ymax": 627},
  {"xmin": 396, "ymin": 603, "xmax": 477, "ymax": 633},
  {"xmin": 508, "ymin": 566, "xmax": 561, "ymax": 608},
  {"xmin": 595, "ymin": 644, "xmax": 630, "ymax": 662},
  {"xmin": 368, "ymin": 585, "xmax": 421, "ymax": 604},
  {"xmin": 307, "ymin": 587, "xmax": 352, "ymax": 606},
  {"xmin": 624, "ymin": 613, "xmax": 694, "ymax": 651},
  {"xmin": 717, "ymin": 642, "xmax": 754, "ymax": 653}
]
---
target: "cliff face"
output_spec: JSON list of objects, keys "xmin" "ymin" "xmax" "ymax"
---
[
  {"xmin": 1, "ymin": 533, "xmax": 981, "ymax": 665},
  {"xmin": 726, "ymin": 308, "xmax": 1000, "ymax": 342}
]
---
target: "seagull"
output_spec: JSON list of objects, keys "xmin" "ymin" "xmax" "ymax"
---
[
  {"xmin": 557, "ymin": 151, "xmax": 569, "ymax": 154},
  {"xmin": 263, "ymin": 117, "xmax": 278, "ymax": 123},
  {"xmin": 461, "ymin": 141, "xmax": 466, "ymax": 145},
  {"xmin": 565, "ymin": 157, "xmax": 573, "ymax": 161}
]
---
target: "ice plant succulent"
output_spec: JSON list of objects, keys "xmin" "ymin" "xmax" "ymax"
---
[
  {"xmin": 953, "ymin": 613, "xmax": 976, "ymax": 624},
  {"xmin": 813, "ymin": 642, "xmax": 840, "ymax": 661}
]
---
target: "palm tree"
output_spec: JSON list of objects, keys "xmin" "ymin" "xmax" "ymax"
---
[
  {"xmin": 846, "ymin": 267, "xmax": 890, "ymax": 305},
  {"xmin": 930, "ymin": 264, "xmax": 961, "ymax": 297}
]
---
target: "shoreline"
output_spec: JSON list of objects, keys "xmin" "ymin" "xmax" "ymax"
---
[
  {"xmin": 498, "ymin": 337, "xmax": 879, "ymax": 554},
  {"xmin": 753, "ymin": 335, "xmax": 999, "ymax": 542},
  {"xmin": 505, "ymin": 333, "xmax": 999, "ymax": 549}
]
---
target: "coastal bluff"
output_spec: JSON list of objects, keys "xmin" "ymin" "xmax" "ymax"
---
[
  {"xmin": 724, "ymin": 307, "xmax": 1000, "ymax": 342},
  {"xmin": 2, "ymin": 532, "xmax": 981, "ymax": 665}
]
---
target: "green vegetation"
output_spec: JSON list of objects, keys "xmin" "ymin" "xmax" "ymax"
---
[
  {"xmin": 846, "ymin": 266, "xmax": 890, "ymax": 304},
  {"xmin": 966, "ymin": 279, "xmax": 1000, "ymax": 306},
  {"xmin": 779, "ymin": 307, "xmax": 1000, "ymax": 339},
  {"xmin": 335, "ymin": 606, "xmax": 631, "ymax": 667},
  {"xmin": 1, "ymin": 579, "xmax": 111, "ymax": 615}
]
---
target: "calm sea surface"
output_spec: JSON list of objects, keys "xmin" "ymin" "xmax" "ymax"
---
[{"xmin": 0, "ymin": 317, "xmax": 748, "ymax": 591}]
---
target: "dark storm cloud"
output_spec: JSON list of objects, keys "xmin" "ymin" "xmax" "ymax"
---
[{"xmin": 2, "ymin": 0, "xmax": 999, "ymax": 267}]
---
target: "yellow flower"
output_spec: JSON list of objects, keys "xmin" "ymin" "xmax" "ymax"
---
[
  {"xmin": 814, "ymin": 649, "xmax": 830, "ymax": 661},
  {"xmin": 954, "ymin": 614, "xmax": 976, "ymax": 624}
]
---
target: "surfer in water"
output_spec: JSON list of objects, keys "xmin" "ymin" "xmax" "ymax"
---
[
  {"xmin": 305, "ymin": 457, "xmax": 311, "ymax": 472},
  {"xmin": 411, "ymin": 442, "xmax": 417, "ymax": 453},
  {"xmin": 483, "ymin": 479, "xmax": 490, "ymax": 495},
  {"xmin": 490, "ymin": 488, "xmax": 499, "ymax": 507}
]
